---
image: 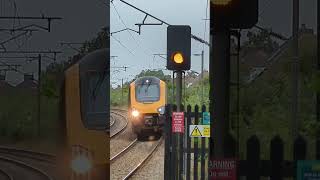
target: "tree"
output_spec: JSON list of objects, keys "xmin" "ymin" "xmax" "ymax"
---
[
  {"xmin": 245, "ymin": 30, "xmax": 279, "ymax": 54},
  {"xmin": 134, "ymin": 69, "xmax": 171, "ymax": 83}
]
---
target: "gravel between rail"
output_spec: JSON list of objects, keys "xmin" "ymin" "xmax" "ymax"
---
[
  {"xmin": 110, "ymin": 109, "xmax": 137, "ymax": 160},
  {"xmin": 111, "ymin": 138, "xmax": 162, "ymax": 180},
  {"xmin": 129, "ymin": 140, "xmax": 164, "ymax": 180}
]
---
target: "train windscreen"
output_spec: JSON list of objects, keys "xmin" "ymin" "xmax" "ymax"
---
[
  {"xmin": 79, "ymin": 48, "xmax": 109, "ymax": 131},
  {"xmin": 81, "ymin": 71, "xmax": 108, "ymax": 130},
  {"xmin": 135, "ymin": 84, "xmax": 160, "ymax": 102}
]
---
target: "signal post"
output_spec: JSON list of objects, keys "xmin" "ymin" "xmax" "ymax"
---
[
  {"xmin": 166, "ymin": 25, "xmax": 191, "ymax": 180},
  {"xmin": 209, "ymin": 0, "xmax": 258, "ymax": 174}
]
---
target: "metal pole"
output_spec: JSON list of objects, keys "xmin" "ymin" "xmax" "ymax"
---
[
  {"xmin": 201, "ymin": 50, "xmax": 204, "ymax": 105},
  {"xmin": 210, "ymin": 26, "xmax": 230, "ymax": 158},
  {"xmin": 317, "ymin": 0, "xmax": 320, "ymax": 123},
  {"xmin": 292, "ymin": 0, "xmax": 299, "ymax": 138},
  {"xmin": 38, "ymin": 54, "xmax": 41, "ymax": 137},
  {"xmin": 121, "ymin": 78, "xmax": 124, "ymax": 105},
  {"xmin": 176, "ymin": 71, "xmax": 183, "ymax": 180},
  {"xmin": 236, "ymin": 31, "xmax": 241, "ymax": 158},
  {"xmin": 176, "ymin": 71, "xmax": 182, "ymax": 110}
]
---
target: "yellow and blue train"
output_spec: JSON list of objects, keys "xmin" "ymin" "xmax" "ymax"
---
[
  {"xmin": 60, "ymin": 48, "xmax": 109, "ymax": 180},
  {"xmin": 128, "ymin": 76, "xmax": 167, "ymax": 140}
]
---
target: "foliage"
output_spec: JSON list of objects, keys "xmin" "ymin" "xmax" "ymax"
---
[
  {"xmin": 0, "ymin": 28, "xmax": 108, "ymax": 144},
  {"xmin": 229, "ymin": 34, "xmax": 320, "ymax": 159},
  {"xmin": 134, "ymin": 69, "xmax": 171, "ymax": 83},
  {"xmin": 244, "ymin": 30, "xmax": 280, "ymax": 54}
]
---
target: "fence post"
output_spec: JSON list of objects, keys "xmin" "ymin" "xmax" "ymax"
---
[
  {"xmin": 201, "ymin": 105, "xmax": 206, "ymax": 180},
  {"xmin": 225, "ymin": 133, "xmax": 236, "ymax": 157},
  {"xmin": 172, "ymin": 105, "xmax": 178, "ymax": 180},
  {"xmin": 186, "ymin": 105, "xmax": 192, "ymax": 180},
  {"xmin": 164, "ymin": 104, "xmax": 172, "ymax": 180},
  {"xmin": 179, "ymin": 105, "xmax": 185, "ymax": 179},
  {"xmin": 247, "ymin": 135, "xmax": 260, "ymax": 180},
  {"xmin": 194, "ymin": 105, "xmax": 199, "ymax": 180},
  {"xmin": 316, "ymin": 138, "xmax": 320, "ymax": 160},
  {"xmin": 270, "ymin": 135, "xmax": 284, "ymax": 180},
  {"xmin": 293, "ymin": 135, "xmax": 306, "ymax": 179}
]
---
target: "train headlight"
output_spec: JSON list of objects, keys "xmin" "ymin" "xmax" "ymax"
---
[
  {"xmin": 157, "ymin": 106, "xmax": 165, "ymax": 115},
  {"xmin": 132, "ymin": 109, "xmax": 140, "ymax": 117},
  {"xmin": 71, "ymin": 146, "xmax": 92, "ymax": 174},
  {"xmin": 71, "ymin": 155, "xmax": 92, "ymax": 174}
]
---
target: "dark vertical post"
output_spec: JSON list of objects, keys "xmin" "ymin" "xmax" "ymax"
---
[
  {"xmin": 210, "ymin": 25, "xmax": 231, "ymax": 158},
  {"xmin": 201, "ymin": 50, "xmax": 204, "ymax": 105},
  {"xmin": 171, "ymin": 105, "xmax": 177, "ymax": 180},
  {"xmin": 293, "ymin": 135, "xmax": 306, "ymax": 160},
  {"xmin": 317, "ymin": 139, "xmax": 320, "ymax": 160},
  {"xmin": 172, "ymin": 71, "xmax": 175, "ymax": 105},
  {"xmin": 236, "ymin": 30, "xmax": 241, "ymax": 158},
  {"xmin": 179, "ymin": 104, "xmax": 184, "ymax": 179},
  {"xmin": 186, "ymin": 105, "xmax": 192, "ymax": 180},
  {"xmin": 121, "ymin": 78, "xmax": 123, "ymax": 104},
  {"xmin": 293, "ymin": 135, "xmax": 306, "ymax": 180},
  {"xmin": 176, "ymin": 71, "xmax": 182, "ymax": 111},
  {"xmin": 201, "ymin": 105, "xmax": 206, "ymax": 179},
  {"xmin": 176, "ymin": 71, "xmax": 183, "ymax": 179},
  {"xmin": 270, "ymin": 136, "xmax": 284, "ymax": 180},
  {"xmin": 317, "ymin": 0, "xmax": 320, "ymax": 124},
  {"xmin": 247, "ymin": 135, "xmax": 260, "ymax": 180},
  {"xmin": 38, "ymin": 54, "xmax": 41, "ymax": 137},
  {"xmin": 194, "ymin": 105, "xmax": 199, "ymax": 180},
  {"xmin": 292, "ymin": 0, "xmax": 299, "ymax": 138},
  {"xmin": 164, "ymin": 105, "xmax": 172, "ymax": 180}
]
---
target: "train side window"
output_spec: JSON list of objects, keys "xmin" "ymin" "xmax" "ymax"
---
[{"xmin": 80, "ymin": 70, "xmax": 108, "ymax": 130}]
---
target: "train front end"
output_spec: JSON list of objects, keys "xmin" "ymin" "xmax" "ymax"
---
[
  {"xmin": 61, "ymin": 49, "xmax": 109, "ymax": 180},
  {"xmin": 128, "ymin": 76, "xmax": 166, "ymax": 140}
]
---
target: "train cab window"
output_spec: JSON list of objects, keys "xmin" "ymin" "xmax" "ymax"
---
[
  {"xmin": 135, "ymin": 84, "xmax": 160, "ymax": 102},
  {"xmin": 80, "ymin": 70, "xmax": 108, "ymax": 130}
]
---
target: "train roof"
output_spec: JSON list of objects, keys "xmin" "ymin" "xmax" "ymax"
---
[{"xmin": 78, "ymin": 48, "xmax": 109, "ymax": 71}]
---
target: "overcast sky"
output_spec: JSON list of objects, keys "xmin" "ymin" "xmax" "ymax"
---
[
  {"xmin": 110, "ymin": 0, "xmax": 210, "ymax": 87},
  {"xmin": 0, "ymin": 0, "xmax": 318, "ymax": 86},
  {"xmin": 110, "ymin": 0, "xmax": 318, "ymax": 87},
  {"xmin": 0, "ymin": 0, "xmax": 107, "ymax": 85}
]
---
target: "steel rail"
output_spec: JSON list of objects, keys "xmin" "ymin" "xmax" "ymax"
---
[{"xmin": 122, "ymin": 137, "xmax": 163, "ymax": 180}]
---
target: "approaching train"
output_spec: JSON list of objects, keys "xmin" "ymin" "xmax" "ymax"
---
[
  {"xmin": 59, "ymin": 48, "xmax": 109, "ymax": 180},
  {"xmin": 128, "ymin": 76, "xmax": 167, "ymax": 140}
]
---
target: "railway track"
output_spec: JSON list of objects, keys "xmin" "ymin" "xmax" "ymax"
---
[
  {"xmin": 0, "ymin": 168, "xmax": 13, "ymax": 180},
  {"xmin": 110, "ymin": 110, "xmax": 128, "ymax": 138},
  {"xmin": 110, "ymin": 114, "xmax": 116, "ymax": 127},
  {"xmin": 110, "ymin": 108, "xmax": 138, "ymax": 160},
  {"xmin": 110, "ymin": 138, "xmax": 138, "ymax": 162},
  {"xmin": 0, "ymin": 146, "xmax": 56, "ymax": 164},
  {"xmin": 111, "ymin": 137, "xmax": 163, "ymax": 180},
  {"xmin": 0, "ymin": 155, "xmax": 53, "ymax": 180},
  {"xmin": 0, "ymin": 146, "xmax": 57, "ymax": 180}
]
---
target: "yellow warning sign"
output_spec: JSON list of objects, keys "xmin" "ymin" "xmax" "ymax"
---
[
  {"xmin": 191, "ymin": 126, "xmax": 202, "ymax": 136},
  {"xmin": 189, "ymin": 125, "xmax": 210, "ymax": 137},
  {"xmin": 203, "ymin": 126, "xmax": 210, "ymax": 137}
]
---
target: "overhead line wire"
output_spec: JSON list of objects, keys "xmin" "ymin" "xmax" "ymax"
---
[
  {"xmin": 111, "ymin": 1, "xmax": 155, "ymax": 65},
  {"xmin": 111, "ymin": 35, "xmax": 135, "ymax": 56}
]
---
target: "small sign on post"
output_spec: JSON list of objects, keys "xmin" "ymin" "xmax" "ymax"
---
[
  {"xmin": 209, "ymin": 159, "xmax": 237, "ymax": 180},
  {"xmin": 297, "ymin": 160, "xmax": 320, "ymax": 180},
  {"xmin": 202, "ymin": 112, "xmax": 210, "ymax": 125},
  {"xmin": 172, "ymin": 112, "xmax": 184, "ymax": 133},
  {"xmin": 189, "ymin": 125, "xmax": 210, "ymax": 137}
]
